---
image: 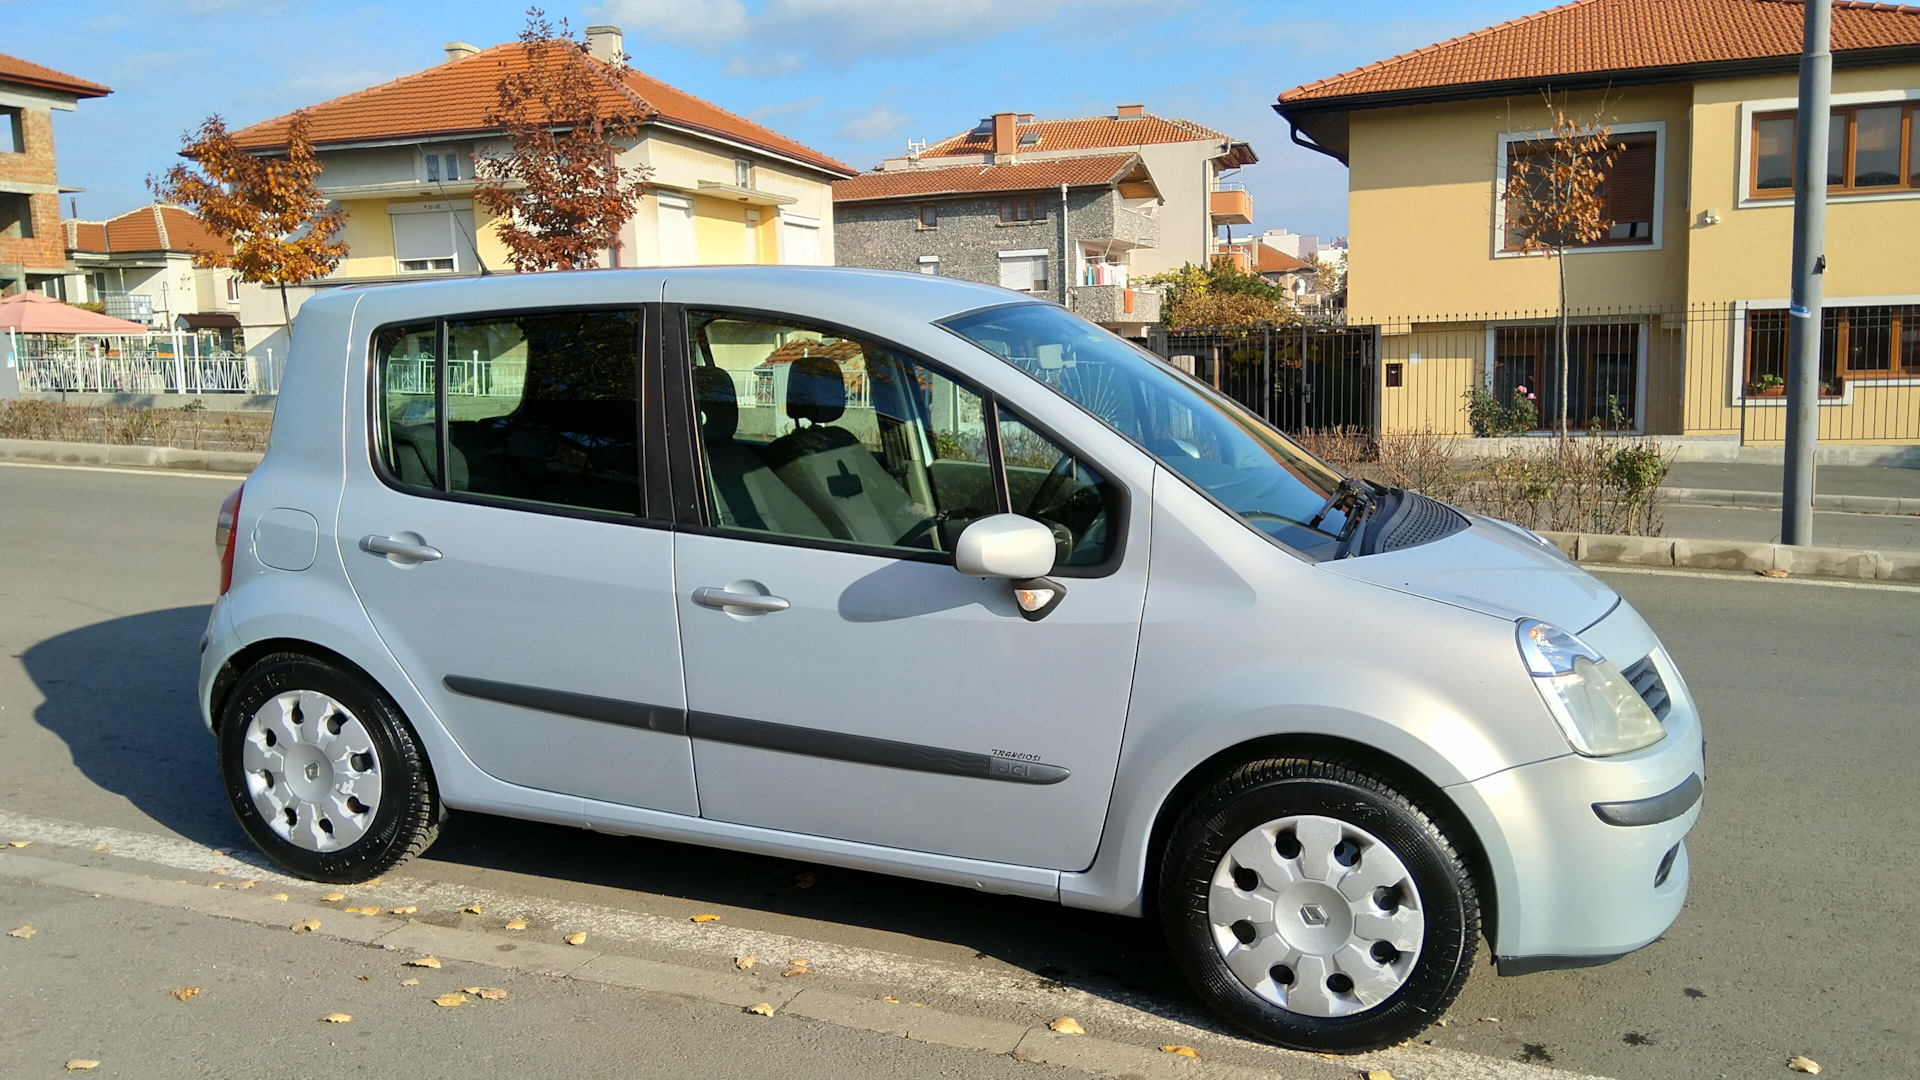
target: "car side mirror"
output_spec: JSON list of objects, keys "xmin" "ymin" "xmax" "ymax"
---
[{"xmin": 954, "ymin": 515, "xmax": 1065, "ymax": 622}]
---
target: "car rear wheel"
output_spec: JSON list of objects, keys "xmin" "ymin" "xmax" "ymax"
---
[
  {"xmin": 219, "ymin": 653, "xmax": 440, "ymax": 883},
  {"xmin": 1158, "ymin": 757, "xmax": 1478, "ymax": 1053}
]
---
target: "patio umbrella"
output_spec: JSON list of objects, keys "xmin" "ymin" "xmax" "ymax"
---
[{"xmin": 0, "ymin": 293, "xmax": 147, "ymax": 334}]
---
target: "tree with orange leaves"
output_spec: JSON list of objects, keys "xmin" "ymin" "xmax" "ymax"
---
[
  {"xmin": 474, "ymin": 9, "xmax": 651, "ymax": 272},
  {"xmin": 1503, "ymin": 99, "xmax": 1621, "ymax": 439},
  {"xmin": 150, "ymin": 111, "xmax": 346, "ymax": 339}
]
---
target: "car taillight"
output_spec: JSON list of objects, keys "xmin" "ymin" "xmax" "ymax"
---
[{"xmin": 216, "ymin": 484, "xmax": 243, "ymax": 595}]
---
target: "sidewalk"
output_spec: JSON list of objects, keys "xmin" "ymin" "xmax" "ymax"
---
[{"xmin": 1663, "ymin": 461, "xmax": 1920, "ymax": 514}]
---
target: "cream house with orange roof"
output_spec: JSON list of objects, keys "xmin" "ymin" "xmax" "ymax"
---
[
  {"xmin": 1275, "ymin": 0, "xmax": 1920, "ymax": 450},
  {"xmin": 225, "ymin": 26, "xmax": 855, "ymax": 362},
  {"xmin": 61, "ymin": 203, "xmax": 241, "ymax": 332}
]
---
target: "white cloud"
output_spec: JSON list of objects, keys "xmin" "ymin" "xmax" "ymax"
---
[
  {"xmin": 594, "ymin": 0, "xmax": 753, "ymax": 50},
  {"xmin": 749, "ymin": 95, "xmax": 823, "ymax": 120},
  {"xmin": 835, "ymin": 104, "xmax": 909, "ymax": 141},
  {"xmin": 724, "ymin": 53, "xmax": 803, "ymax": 78}
]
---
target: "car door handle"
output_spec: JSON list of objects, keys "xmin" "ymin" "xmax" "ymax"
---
[
  {"xmin": 360, "ymin": 535, "xmax": 443, "ymax": 562},
  {"xmin": 692, "ymin": 587, "xmax": 789, "ymax": 613}
]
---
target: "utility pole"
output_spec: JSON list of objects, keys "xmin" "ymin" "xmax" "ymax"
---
[{"xmin": 1782, "ymin": 0, "xmax": 1831, "ymax": 547}]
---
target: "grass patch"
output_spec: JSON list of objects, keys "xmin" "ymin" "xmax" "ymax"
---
[{"xmin": 0, "ymin": 400, "xmax": 272, "ymax": 454}]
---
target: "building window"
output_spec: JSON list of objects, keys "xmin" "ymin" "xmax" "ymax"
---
[
  {"xmin": 918, "ymin": 255, "xmax": 939, "ymax": 275},
  {"xmin": 1750, "ymin": 104, "xmax": 1920, "ymax": 198},
  {"xmin": 920, "ymin": 204, "xmax": 938, "ymax": 228},
  {"xmin": 422, "ymin": 152, "xmax": 461, "ymax": 184},
  {"xmin": 391, "ymin": 204, "xmax": 472, "ymax": 274},
  {"xmin": 997, "ymin": 251, "xmax": 1048, "ymax": 293},
  {"xmin": 1746, "ymin": 305, "xmax": 1920, "ymax": 394},
  {"xmin": 1502, "ymin": 131, "xmax": 1658, "ymax": 250},
  {"xmin": 0, "ymin": 107, "xmax": 22, "ymax": 154},
  {"xmin": 999, "ymin": 199, "xmax": 1039, "ymax": 223},
  {"xmin": 0, "ymin": 192, "xmax": 32, "ymax": 239},
  {"xmin": 780, "ymin": 213, "xmax": 821, "ymax": 265},
  {"xmin": 1491, "ymin": 323, "xmax": 1640, "ymax": 430},
  {"xmin": 226, "ymin": 276, "xmax": 241, "ymax": 303},
  {"xmin": 735, "ymin": 160, "xmax": 752, "ymax": 188}
]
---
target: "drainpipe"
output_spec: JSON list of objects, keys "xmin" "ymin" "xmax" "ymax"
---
[{"xmin": 1059, "ymin": 182, "xmax": 1070, "ymax": 309}]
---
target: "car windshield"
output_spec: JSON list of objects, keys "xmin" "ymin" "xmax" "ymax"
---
[{"xmin": 943, "ymin": 303, "xmax": 1352, "ymax": 556}]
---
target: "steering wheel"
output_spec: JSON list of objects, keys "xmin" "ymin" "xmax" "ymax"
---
[{"xmin": 1026, "ymin": 453, "xmax": 1075, "ymax": 518}]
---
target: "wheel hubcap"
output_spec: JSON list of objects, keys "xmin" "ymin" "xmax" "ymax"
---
[
  {"xmin": 240, "ymin": 690, "xmax": 381, "ymax": 853},
  {"xmin": 1207, "ymin": 814, "xmax": 1424, "ymax": 1018}
]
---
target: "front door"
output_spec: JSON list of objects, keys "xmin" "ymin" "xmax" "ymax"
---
[
  {"xmin": 667, "ymin": 307, "xmax": 1148, "ymax": 871},
  {"xmin": 336, "ymin": 305, "xmax": 697, "ymax": 816}
]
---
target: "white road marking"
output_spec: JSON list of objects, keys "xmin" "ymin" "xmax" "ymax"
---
[
  {"xmin": 0, "ymin": 811, "xmax": 1607, "ymax": 1080},
  {"xmin": 1590, "ymin": 564, "xmax": 1920, "ymax": 593},
  {"xmin": 0, "ymin": 461, "xmax": 244, "ymax": 481}
]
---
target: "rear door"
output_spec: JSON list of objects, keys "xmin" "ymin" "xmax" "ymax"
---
[
  {"xmin": 336, "ymin": 303, "xmax": 697, "ymax": 815},
  {"xmin": 664, "ymin": 301, "xmax": 1151, "ymax": 871}
]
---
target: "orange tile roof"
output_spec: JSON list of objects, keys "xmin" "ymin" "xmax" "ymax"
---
[
  {"xmin": 65, "ymin": 205, "xmax": 232, "ymax": 257},
  {"xmin": 1253, "ymin": 244, "xmax": 1314, "ymax": 275},
  {"xmin": 1280, "ymin": 0, "xmax": 1920, "ymax": 106},
  {"xmin": 921, "ymin": 113, "xmax": 1239, "ymax": 157},
  {"xmin": 0, "ymin": 52, "xmax": 110, "ymax": 98},
  {"xmin": 229, "ymin": 42, "xmax": 852, "ymax": 176},
  {"xmin": 832, "ymin": 154, "xmax": 1145, "ymax": 202}
]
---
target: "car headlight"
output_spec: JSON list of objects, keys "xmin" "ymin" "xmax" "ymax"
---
[{"xmin": 1516, "ymin": 619, "xmax": 1664, "ymax": 756}]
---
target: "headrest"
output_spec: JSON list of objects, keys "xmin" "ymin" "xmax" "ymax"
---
[
  {"xmin": 785, "ymin": 356, "xmax": 846, "ymax": 425},
  {"xmin": 692, "ymin": 365, "xmax": 737, "ymax": 442}
]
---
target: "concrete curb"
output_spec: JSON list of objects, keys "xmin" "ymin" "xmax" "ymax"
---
[
  {"xmin": 1663, "ymin": 485, "xmax": 1920, "ymax": 515},
  {"xmin": 1537, "ymin": 530, "xmax": 1920, "ymax": 581},
  {"xmin": 0, "ymin": 437, "xmax": 262, "ymax": 475}
]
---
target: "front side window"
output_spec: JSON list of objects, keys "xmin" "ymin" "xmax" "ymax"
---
[
  {"xmin": 945, "ymin": 303, "xmax": 1349, "ymax": 558},
  {"xmin": 374, "ymin": 309, "xmax": 642, "ymax": 516},
  {"xmin": 1749, "ymin": 104, "xmax": 1920, "ymax": 197}
]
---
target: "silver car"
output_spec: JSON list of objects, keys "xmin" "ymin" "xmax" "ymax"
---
[{"xmin": 200, "ymin": 267, "xmax": 1703, "ymax": 1052}]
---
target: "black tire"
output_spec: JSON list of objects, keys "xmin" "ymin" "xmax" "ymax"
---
[
  {"xmin": 219, "ymin": 652, "xmax": 441, "ymax": 883},
  {"xmin": 1157, "ymin": 757, "xmax": 1478, "ymax": 1053}
]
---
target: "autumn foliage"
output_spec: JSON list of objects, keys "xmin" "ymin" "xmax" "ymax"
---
[
  {"xmin": 150, "ymin": 111, "xmax": 347, "ymax": 329},
  {"xmin": 474, "ymin": 10, "xmax": 651, "ymax": 273}
]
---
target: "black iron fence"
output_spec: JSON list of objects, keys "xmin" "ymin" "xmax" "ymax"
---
[{"xmin": 1147, "ymin": 304, "xmax": 1920, "ymax": 446}]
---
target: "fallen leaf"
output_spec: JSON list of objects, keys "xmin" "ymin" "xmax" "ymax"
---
[
  {"xmin": 745, "ymin": 1002, "xmax": 775, "ymax": 1016},
  {"xmin": 789, "ymin": 957, "xmax": 809, "ymax": 967},
  {"xmin": 502, "ymin": 919, "xmax": 526, "ymax": 930},
  {"xmin": 433, "ymin": 992, "xmax": 467, "ymax": 1008},
  {"xmin": 210, "ymin": 850, "xmax": 226, "ymax": 856},
  {"xmin": 1788, "ymin": 1057, "xmax": 1823, "ymax": 1075},
  {"xmin": 1048, "ymin": 1017, "xmax": 1085, "ymax": 1035},
  {"xmin": 735, "ymin": 956, "xmax": 756, "ymax": 970},
  {"xmin": 1365, "ymin": 1071, "xmax": 1396, "ymax": 1080},
  {"xmin": 404, "ymin": 957, "xmax": 441, "ymax": 969},
  {"xmin": 237, "ymin": 880, "xmax": 258, "ymax": 890},
  {"xmin": 6, "ymin": 840, "xmax": 31, "ymax": 848},
  {"xmin": 1434, "ymin": 1018, "xmax": 1450, "ymax": 1027},
  {"xmin": 354, "ymin": 975, "xmax": 370, "ymax": 982},
  {"xmin": 391, "ymin": 906, "xmax": 417, "ymax": 915},
  {"xmin": 400, "ymin": 978, "xmax": 420, "ymax": 986},
  {"xmin": 690, "ymin": 913, "xmax": 721, "ymax": 923},
  {"xmin": 290, "ymin": 919, "xmax": 321, "ymax": 933},
  {"xmin": 909, "ymin": 1002, "xmax": 928, "ymax": 1008},
  {"xmin": 322, "ymin": 1013, "xmax": 351, "ymax": 1023},
  {"xmin": 1479, "ymin": 1016, "xmax": 1500, "ymax": 1023},
  {"xmin": 1758, "ymin": 568, "xmax": 1790, "ymax": 578},
  {"xmin": 7, "ymin": 926, "xmax": 34, "ymax": 939},
  {"xmin": 882, "ymin": 996, "xmax": 899, "ymax": 1003},
  {"xmin": 464, "ymin": 987, "xmax": 508, "ymax": 1001},
  {"xmin": 207, "ymin": 883, "xmax": 223, "ymax": 889},
  {"xmin": 461, "ymin": 903, "xmax": 483, "ymax": 915},
  {"xmin": 64, "ymin": 1060, "xmax": 98, "ymax": 1071},
  {"xmin": 269, "ymin": 893, "xmax": 289, "ymax": 901},
  {"xmin": 780, "ymin": 967, "xmax": 810, "ymax": 978},
  {"xmin": 794, "ymin": 872, "xmax": 817, "ymax": 889},
  {"xmin": 564, "ymin": 932, "xmax": 586, "ymax": 946},
  {"xmin": 93, "ymin": 843, "xmax": 110, "ymax": 852},
  {"xmin": 1160, "ymin": 1045, "xmax": 1200, "ymax": 1058},
  {"xmin": 209, "ymin": 867, "xmax": 230, "ymax": 874},
  {"xmin": 361, "ymin": 878, "xmax": 382, "ymax": 886},
  {"xmin": 171, "ymin": 987, "xmax": 199, "ymax": 1002},
  {"xmin": 319, "ymin": 892, "xmax": 345, "ymax": 902}
]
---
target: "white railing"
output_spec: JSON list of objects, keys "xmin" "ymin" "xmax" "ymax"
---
[
  {"xmin": 11, "ymin": 333, "xmax": 278, "ymax": 395},
  {"xmin": 383, "ymin": 357, "xmax": 526, "ymax": 398}
]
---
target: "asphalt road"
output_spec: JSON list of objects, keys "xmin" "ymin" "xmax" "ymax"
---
[{"xmin": 4, "ymin": 462, "xmax": 1917, "ymax": 1079}]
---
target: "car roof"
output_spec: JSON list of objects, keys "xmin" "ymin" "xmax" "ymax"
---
[{"xmin": 300, "ymin": 266, "xmax": 1041, "ymax": 329}]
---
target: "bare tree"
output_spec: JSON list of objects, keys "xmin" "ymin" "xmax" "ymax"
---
[
  {"xmin": 1502, "ymin": 99, "xmax": 1620, "ymax": 438},
  {"xmin": 474, "ymin": 8, "xmax": 651, "ymax": 272}
]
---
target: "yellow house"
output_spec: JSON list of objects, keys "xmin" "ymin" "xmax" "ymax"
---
[
  {"xmin": 1275, "ymin": 0, "xmax": 1920, "ymax": 447},
  {"xmin": 227, "ymin": 26, "xmax": 854, "ymax": 362}
]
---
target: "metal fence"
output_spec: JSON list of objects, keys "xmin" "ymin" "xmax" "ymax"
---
[
  {"xmin": 1147, "ymin": 304, "xmax": 1920, "ymax": 445},
  {"xmin": 11, "ymin": 332, "xmax": 281, "ymax": 396}
]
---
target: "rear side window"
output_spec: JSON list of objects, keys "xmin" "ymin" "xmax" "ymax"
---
[{"xmin": 372, "ymin": 309, "xmax": 642, "ymax": 517}]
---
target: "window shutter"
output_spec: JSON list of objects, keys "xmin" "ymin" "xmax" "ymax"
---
[
  {"xmin": 999, "ymin": 254, "xmax": 1035, "ymax": 291},
  {"xmin": 393, "ymin": 211, "xmax": 454, "ymax": 263},
  {"xmin": 1602, "ymin": 138, "xmax": 1656, "ymax": 226}
]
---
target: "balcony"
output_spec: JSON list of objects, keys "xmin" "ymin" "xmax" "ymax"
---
[
  {"xmin": 1072, "ymin": 283, "xmax": 1160, "ymax": 327},
  {"xmin": 1209, "ymin": 183, "xmax": 1253, "ymax": 226},
  {"xmin": 1076, "ymin": 200, "xmax": 1158, "ymax": 249}
]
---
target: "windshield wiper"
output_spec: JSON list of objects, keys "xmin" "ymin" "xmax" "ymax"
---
[{"xmin": 1308, "ymin": 476, "xmax": 1375, "ymax": 532}]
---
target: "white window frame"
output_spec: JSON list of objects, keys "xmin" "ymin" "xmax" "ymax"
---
[
  {"xmin": 657, "ymin": 193, "xmax": 697, "ymax": 266},
  {"xmin": 1735, "ymin": 88, "xmax": 1920, "ymax": 209},
  {"xmin": 1727, "ymin": 293, "xmax": 1920, "ymax": 406},
  {"xmin": 1492, "ymin": 120, "xmax": 1666, "ymax": 259},
  {"xmin": 225, "ymin": 276, "xmax": 240, "ymax": 303},
  {"xmin": 777, "ymin": 211, "xmax": 822, "ymax": 266},
  {"xmin": 917, "ymin": 255, "xmax": 939, "ymax": 275},
  {"xmin": 1478, "ymin": 315, "xmax": 1650, "ymax": 434},
  {"xmin": 390, "ymin": 199, "xmax": 471, "ymax": 274},
  {"xmin": 997, "ymin": 249, "xmax": 1049, "ymax": 293}
]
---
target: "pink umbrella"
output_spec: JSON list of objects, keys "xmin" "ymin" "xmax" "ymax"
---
[{"xmin": 0, "ymin": 292, "xmax": 147, "ymax": 334}]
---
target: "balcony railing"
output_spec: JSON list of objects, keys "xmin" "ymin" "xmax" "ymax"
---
[
  {"xmin": 1209, "ymin": 187, "xmax": 1253, "ymax": 225},
  {"xmin": 1078, "ymin": 201, "xmax": 1159, "ymax": 249}
]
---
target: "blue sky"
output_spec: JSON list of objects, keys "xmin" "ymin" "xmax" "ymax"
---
[{"xmin": 18, "ymin": 0, "xmax": 1545, "ymax": 242}]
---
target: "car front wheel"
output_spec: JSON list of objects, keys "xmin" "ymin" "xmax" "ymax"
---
[
  {"xmin": 1158, "ymin": 757, "xmax": 1478, "ymax": 1053},
  {"xmin": 219, "ymin": 653, "xmax": 440, "ymax": 883}
]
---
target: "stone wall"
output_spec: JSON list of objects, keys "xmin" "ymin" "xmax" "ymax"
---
[{"xmin": 833, "ymin": 188, "xmax": 1122, "ymax": 303}]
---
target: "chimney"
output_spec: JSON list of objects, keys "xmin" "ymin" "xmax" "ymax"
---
[
  {"xmin": 1016, "ymin": 113, "xmax": 1033, "ymax": 125},
  {"xmin": 991, "ymin": 112, "xmax": 1017, "ymax": 159},
  {"xmin": 586, "ymin": 25, "xmax": 625, "ymax": 66},
  {"xmin": 1116, "ymin": 104, "xmax": 1145, "ymax": 119},
  {"xmin": 443, "ymin": 41, "xmax": 479, "ymax": 63}
]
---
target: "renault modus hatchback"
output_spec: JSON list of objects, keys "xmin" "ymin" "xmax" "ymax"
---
[{"xmin": 200, "ymin": 267, "xmax": 1703, "ymax": 1052}]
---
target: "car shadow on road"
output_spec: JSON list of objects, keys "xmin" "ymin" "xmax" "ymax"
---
[{"xmin": 19, "ymin": 605, "xmax": 251, "ymax": 853}]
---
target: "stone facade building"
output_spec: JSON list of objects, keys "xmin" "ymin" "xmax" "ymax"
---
[{"xmin": 0, "ymin": 53, "xmax": 110, "ymax": 297}]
